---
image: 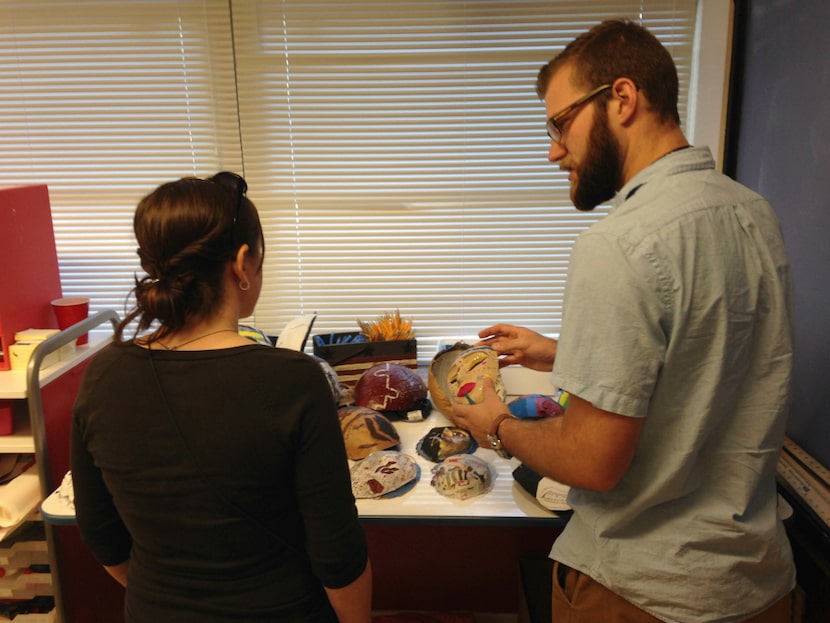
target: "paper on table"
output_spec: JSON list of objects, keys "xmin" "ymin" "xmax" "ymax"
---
[
  {"xmin": 0, "ymin": 470, "xmax": 40, "ymax": 527},
  {"xmin": 535, "ymin": 477, "xmax": 571, "ymax": 511},
  {"xmin": 276, "ymin": 314, "xmax": 317, "ymax": 351}
]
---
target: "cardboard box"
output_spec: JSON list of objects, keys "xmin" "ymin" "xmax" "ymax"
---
[
  {"xmin": 313, "ymin": 332, "xmax": 418, "ymax": 388},
  {"xmin": 8, "ymin": 342, "xmax": 60, "ymax": 372},
  {"xmin": 13, "ymin": 328, "xmax": 75, "ymax": 361}
]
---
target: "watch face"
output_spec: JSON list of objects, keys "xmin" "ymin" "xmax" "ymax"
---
[{"xmin": 487, "ymin": 434, "xmax": 510, "ymax": 459}]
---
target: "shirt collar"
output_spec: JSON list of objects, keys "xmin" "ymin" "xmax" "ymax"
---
[{"xmin": 612, "ymin": 145, "xmax": 716, "ymax": 207}]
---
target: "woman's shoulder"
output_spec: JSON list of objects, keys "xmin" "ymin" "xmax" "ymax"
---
[
  {"xmin": 237, "ymin": 344, "xmax": 326, "ymax": 374},
  {"xmin": 236, "ymin": 346, "xmax": 335, "ymax": 390},
  {"xmin": 91, "ymin": 340, "xmax": 143, "ymax": 363},
  {"xmin": 76, "ymin": 342, "xmax": 146, "ymax": 398}
]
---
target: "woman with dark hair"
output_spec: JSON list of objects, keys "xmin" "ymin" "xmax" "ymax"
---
[{"xmin": 71, "ymin": 172, "xmax": 372, "ymax": 622}]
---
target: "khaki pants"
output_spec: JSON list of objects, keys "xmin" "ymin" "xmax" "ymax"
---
[{"xmin": 551, "ymin": 561, "xmax": 795, "ymax": 623}]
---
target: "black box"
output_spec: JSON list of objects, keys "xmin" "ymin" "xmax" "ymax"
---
[{"xmin": 313, "ymin": 332, "xmax": 418, "ymax": 388}]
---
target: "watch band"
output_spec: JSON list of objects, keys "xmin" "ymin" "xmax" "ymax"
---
[{"xmin": 487, "ymin": 412, "xmax": 513, "ymax": 459}]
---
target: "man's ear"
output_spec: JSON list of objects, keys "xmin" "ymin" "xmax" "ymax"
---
[{"xmin": 610, "ymin": 77, "xmax": 639, "ymax": 126}]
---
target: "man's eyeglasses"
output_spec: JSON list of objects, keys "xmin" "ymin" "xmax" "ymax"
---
[
  {"xmin": 209, "ymin": 171, "xmax": 247, "ymax": 234},
  {"xmin": 546, "ymin": 84, "xmax": 612, "ymax": 144}
]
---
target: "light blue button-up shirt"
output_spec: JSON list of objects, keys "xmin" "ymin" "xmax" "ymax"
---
[{"xmin": 551, "ymin": 146, "xmax": 795, "ymax": 623}]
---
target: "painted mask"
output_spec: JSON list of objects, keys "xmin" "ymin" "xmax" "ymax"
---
[
  {"xmin": 339, "ymin": 405, "xmax": 401, "ymax": 460},
  {"xmin": 351, "ymin": 450, "xmax": 420, "ymax": 499}
]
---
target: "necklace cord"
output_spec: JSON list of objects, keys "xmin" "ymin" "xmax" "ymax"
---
[{"xmin": 158, "ymin": 328, "xmax": 239, "ymax": 351}]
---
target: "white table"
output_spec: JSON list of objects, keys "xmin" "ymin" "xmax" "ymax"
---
[{"xmin": 356, "ymin": 365, "xmax": 570, "ymax": 526}]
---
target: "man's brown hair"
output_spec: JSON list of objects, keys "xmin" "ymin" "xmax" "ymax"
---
[{"xmin": 536, "ymin": 19, "xmax": 681, "ymax": 125}]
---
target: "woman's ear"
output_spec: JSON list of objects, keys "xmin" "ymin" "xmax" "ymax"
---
[{"xmin": 231, "ymin": 243, "xmax": 251, "ymax": 282}]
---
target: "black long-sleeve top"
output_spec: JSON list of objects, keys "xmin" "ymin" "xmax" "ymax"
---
[{"xmin": 71, "ymin": 342, "xmax": 368, "ymax": 622}]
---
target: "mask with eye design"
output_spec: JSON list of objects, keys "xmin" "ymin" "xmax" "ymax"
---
[{"xmin": 429, "ymin": 344, "xmax": 505, "ymax": 416}]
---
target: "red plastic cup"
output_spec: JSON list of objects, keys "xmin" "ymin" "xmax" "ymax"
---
[{"xmin": 51, "ymin": 296, "xmax": 90, "ymax": 344}]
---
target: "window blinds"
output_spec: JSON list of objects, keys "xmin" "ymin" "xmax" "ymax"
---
[
  {"xmin": 0, "ymin": 0, "xmax": 242, "ymax": 314},
  {"xmin": 0, "ymin": 0, "xmax": 701, "ymax": 360}
]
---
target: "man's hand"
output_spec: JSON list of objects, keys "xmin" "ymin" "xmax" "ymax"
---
[
  {"xmin": 476, "ymin": 323, "xmax": 557, "ymax": 371},
  {"xmin": 447, "ymin": 377, "xmax": 509, "ymax": 447},
  {"xmin": 449, "ymin": 379, "xmax": 645, "ymax": 491}
]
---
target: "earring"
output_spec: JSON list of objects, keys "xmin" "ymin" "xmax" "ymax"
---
[{"xmin": 239, "ymin": 280, "xmax": 250, "ymax": 291}]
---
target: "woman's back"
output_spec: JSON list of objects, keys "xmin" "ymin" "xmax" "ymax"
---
[{"xmin": 72, "ymin": 342, "xmax": 367, "ymax": 622}]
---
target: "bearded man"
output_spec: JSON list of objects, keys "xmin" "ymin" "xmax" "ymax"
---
[{"xmin": 449, "ymin": 20, "xmax": 796, "ymax": 623}]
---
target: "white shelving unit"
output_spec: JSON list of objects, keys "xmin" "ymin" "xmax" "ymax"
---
[{"xmin": 0, "ymin": 310, "xmax": 118, "ymax": 623}]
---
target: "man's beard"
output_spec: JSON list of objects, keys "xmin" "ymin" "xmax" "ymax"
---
[{"xmin": 572, "ymin": 107, "xmax": 622, "ymax": 211}]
